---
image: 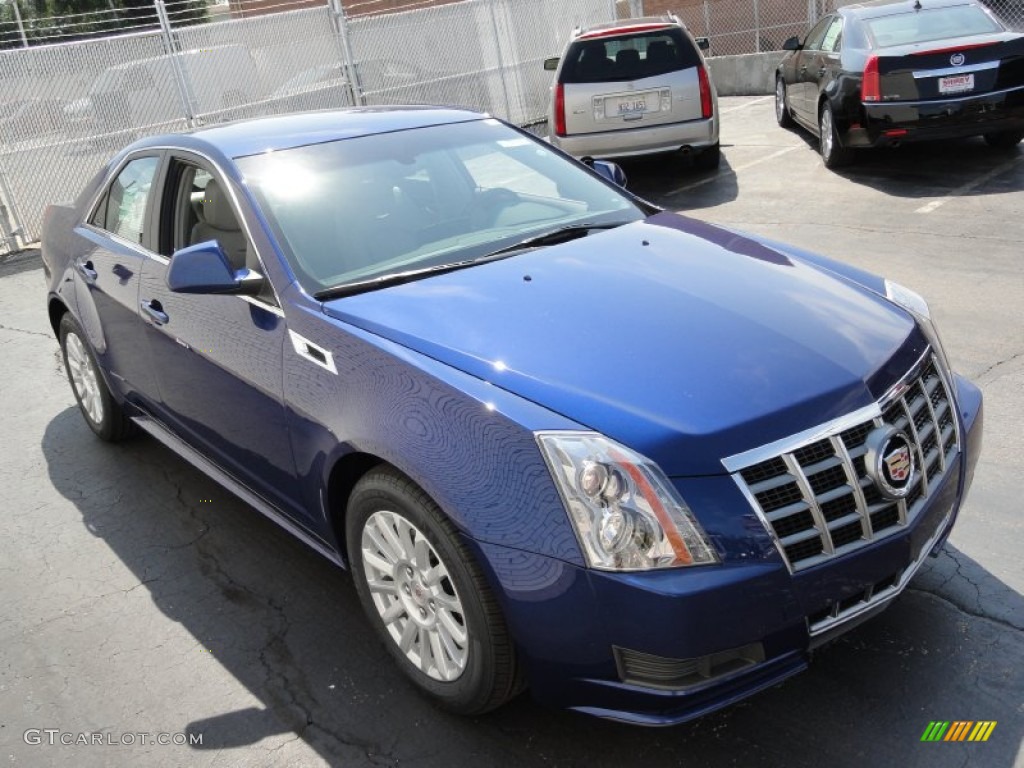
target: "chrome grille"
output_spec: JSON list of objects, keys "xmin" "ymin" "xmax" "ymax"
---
[{"xmin": 728, "ymin": 353, "xmax": 959, "ymax": 573}]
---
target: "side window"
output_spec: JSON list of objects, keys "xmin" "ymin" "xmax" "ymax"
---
[
  {"xmin": 803, "ymin": 16, "xmax": 834, "ymax": 51},
  {"xmin": 821, "ymin": 18, "xmax": 843, "ymax": 53},
  {"xmin": 88, "ymin": 155, "xmax": 159, "ymax": 245}
]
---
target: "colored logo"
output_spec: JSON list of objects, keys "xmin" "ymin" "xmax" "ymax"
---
[
  {"xmin": 884, "ymin": 444, "xmax": 912, "ymax": 483},
  {"xmin": 864, "ymin": 427, "xmax": 915, "ymax": 499},
  {"xmin": 921, "ymin": 721, "xmax": 997, "ymax": 742},
  {"xmin": 950, "ymin": 52, "xmax": 965, "ymax": 67}
]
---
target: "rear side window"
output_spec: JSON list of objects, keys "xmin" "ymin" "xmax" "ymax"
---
[
  {"xmin": 864, "ymin": 6, "xmax": 1001, "ymax": 48},
  {"xmin": 89, "ymin": 155, "xmax": 159, "ymax": 245},
  {"xmin": 560, "ymin": 29, "xmax": 701, "ymax": 84}
]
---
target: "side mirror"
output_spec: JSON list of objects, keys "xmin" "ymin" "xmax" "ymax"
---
[
  {"xmin": 590, "ymin": 159, "xmax": 628, "ymax": 188},
  {"xmin": 782, "ymin": 36, "xmax": 801, "ymax": 51},
  {"xmin": 167, "ymin": 241, "xmax": 263, "ymax": 295},
  {"xmin": 695, "ymin": 37, "xmax": 710, "ymax": 52},
  {"xmin": 543, "ymin": 57, "xmax": 560, "ymax": 71}
]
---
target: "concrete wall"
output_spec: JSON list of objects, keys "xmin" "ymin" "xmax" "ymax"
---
[{"xmin": 707, "ymin": 51, "xmax": 787, "ymax": 96}]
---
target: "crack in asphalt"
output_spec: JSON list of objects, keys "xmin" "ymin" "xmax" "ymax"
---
[
  {"xmin": 0, "ymin": 322, "xmax": 52, "ymax": 339},
  {"xmin": 975, "ymin": 349, "xmax": 1024, "ymax": 384},
  {"xmin": 906, "ymin": 584, "xmax": 1024, "ymax": 635}
]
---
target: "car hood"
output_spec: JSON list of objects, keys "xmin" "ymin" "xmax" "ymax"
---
[{"xmin": 323, "ymin": 212, "xmax": 925, "ymax": 476}]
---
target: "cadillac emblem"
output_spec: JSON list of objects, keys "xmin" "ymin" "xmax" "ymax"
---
[
  {"xmin": 950, "ymin": 52, "xmax": 965, "ymax": 67},
  {"xmin": 864, "ymin": 427, "xmax": 916, "ymax": 500}
]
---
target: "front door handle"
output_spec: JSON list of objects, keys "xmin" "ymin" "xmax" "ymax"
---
[
  {"xmin": 817, "ymin": 68, "xmax": 827, "ymax": 77},
  {"xmin": 141, "ymin": 299, "xmax": 169, "ymax": 326},
  {"xmin": 76, "ymin": 259, "xmax": 98, "ymax": 283}
]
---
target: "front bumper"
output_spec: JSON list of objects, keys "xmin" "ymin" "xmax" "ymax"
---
[
  {"xmin": 845, "ymin": 85, "xmax": 1024, "ymax": 147},
  {"xmin": 550, "ymin": 116, "xmax": 718, "ymax": 159},
  {"xmin": 472, "ymin": 375, "xmax": 982, "ymax": 725}
]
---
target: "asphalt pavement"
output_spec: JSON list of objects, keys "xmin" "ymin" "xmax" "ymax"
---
[{"xmin": 1, "ymin": 96, "xmax": 1022, "ymax": 767}]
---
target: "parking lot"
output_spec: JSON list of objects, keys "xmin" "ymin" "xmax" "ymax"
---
[{"xmin": 1, "ymin": 95, "xmax": 1022, "ymax": 767}]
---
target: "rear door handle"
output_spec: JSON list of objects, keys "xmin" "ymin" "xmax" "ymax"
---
[
  {"xmin": 140, "ymin": 299, "xmax": 169, "ymax": 326},
  {"xmin": 76, "ymin": 259, "xmax": 97, "ymax": 283}
]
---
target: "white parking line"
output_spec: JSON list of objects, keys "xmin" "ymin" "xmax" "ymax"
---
[
  {"xmin": 719, "ymin": 95, "xmax": 774, "ymax": 114},
  {"xmin": 915, "ymin": 155, "xmax": 1023, "ymax": 214},
  {"xmin": 665, "ymin": 145, "xmax": 800, "ymax": 197}
]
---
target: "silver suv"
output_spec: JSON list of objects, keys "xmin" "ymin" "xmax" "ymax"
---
[{"xmin": 544, "ymin": 17, "xmax": 720, "ymax": 169}]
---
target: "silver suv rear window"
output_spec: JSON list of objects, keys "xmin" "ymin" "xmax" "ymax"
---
[{"xmin": 560, "ymin": 29, "xmax": 701, "ymax": 84}]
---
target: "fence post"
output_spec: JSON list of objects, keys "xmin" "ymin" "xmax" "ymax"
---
[
  {"xmin": 753, "ymin": 0, "xmax": 760, "ymax": 52},
  {"xmin": 154, "ymin": 0, "xmax": 198, "ymax": 126},
  {"xmin": 702, "ymin": 0, "xmax": 711, "ymax": 44},
  {"xmin": 629, "ymin": 0, "xmax": 643, "ymax": 17},
  {"xmin": 329, "ymin": 0, "xmax": 364, "ymax": 107},
  {"xmin": 807, "ymin": 0, "xmax": 818, "ymax": 26},
  {"xmin": 12, "ymin": 1, "xmax": 29, "ymax": 48},
  {"xmin": 486, "ymin": 0, "xmax": 514, "ymax": 122},
  {"xmin": 0, "ymin": 158, "xmax": 26, "ymax": 251}
]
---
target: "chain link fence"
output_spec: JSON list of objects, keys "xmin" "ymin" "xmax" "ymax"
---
[{"xmin": 0, "ymin": 0, "xmax": 611, "ymax": 254}]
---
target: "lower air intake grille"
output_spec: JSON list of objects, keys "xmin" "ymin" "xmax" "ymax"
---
[{"xmin": 614, "ymin": 643, "xmax": 765, "ymax": 690}]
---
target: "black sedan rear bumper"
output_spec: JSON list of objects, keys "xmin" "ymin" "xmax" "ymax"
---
[{"xmin": 844, "ymin": 84, "xmax": 1024, "ymax": 147}]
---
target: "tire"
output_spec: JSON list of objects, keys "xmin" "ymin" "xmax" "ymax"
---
[
  {"xmin": 346, "ymin": 466, "xmax": 523, "ymax": 715},
  {"xmin": 775, "ymin": 76, "xmax": 794, "ymax": 128},
  {"xmin": 819, "ymin": 102, "xmax": 853, "ymax": 169},
  {"xmin": 693, "ymin": 142, "xmax": 721, "ymax": 171},
  {"xmin": 59, "ymin": 313, "xmax": 135, "ymax": 442},
  {"xmin": 983, "ymin": 131, "xmax": 1023, "ymax": 150}
]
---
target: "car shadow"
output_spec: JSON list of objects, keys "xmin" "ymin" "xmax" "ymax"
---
[
  {"xmin": 41, "ymin": 406, "xmax": 1024, "ymax": 767},
  {"xmin": 623, "ymin": 150, "xmax": 740, "ymax": 211}
]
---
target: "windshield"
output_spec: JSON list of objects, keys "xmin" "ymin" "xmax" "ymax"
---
[
  {"xmin": 864, "ymin": 6, "xmax": 1001, "ymax": 48},
  {"xmin": 238, "ymin": 119, "xmax": 644, "ymax": 295}
]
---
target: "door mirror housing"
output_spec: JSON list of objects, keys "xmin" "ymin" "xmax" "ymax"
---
[
  {"xmin": 782, "ymin": 36, "xmax": 802, "ymax": 51},
  {"xmin": 695, "ymin": 37, "xmax": 710, "ymax": 52},
  {"xmin": 582, "ymin": 157, "xmax": 628, "ymax": 188},
  {"xmin": 167, "ymin": 241, "xmax": 263, "ymax": 295},
  {"xmin": 543, "ymin": 57, "xmax": 560, "ymax": 71}
]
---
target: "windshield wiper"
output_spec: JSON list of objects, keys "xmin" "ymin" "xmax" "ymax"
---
[
  {"xmin": 478, "ymin": 221, "xmax": 629, "ymax": 259},
  {"xmin": 313, "ymin": 221, "xmax": 631, "ymax": 300},
  {"xmin": 313, "ymin": 257, "xmax": 500, "ymax": 300}
]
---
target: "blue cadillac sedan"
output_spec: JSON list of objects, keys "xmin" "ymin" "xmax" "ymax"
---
[{"xmin": 41, "ymin": 107, "xmax": 982, "ymax": 725}]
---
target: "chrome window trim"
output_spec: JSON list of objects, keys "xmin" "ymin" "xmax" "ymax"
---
[{"xmin": 83, "ymin": 144, "xmax": 285, "ymax": 314}]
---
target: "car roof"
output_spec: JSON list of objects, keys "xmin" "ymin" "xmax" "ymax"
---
[
  {"xmin": 840, "ymin": 0, "xmax": 985, "ymax": 18},
  {"xmin": 575, "ymin": 16, "xmax": 682, "ymax": 39},
  {"xmin": 136, "ymin": 106, "xmax": 487, "ymax": 159}
]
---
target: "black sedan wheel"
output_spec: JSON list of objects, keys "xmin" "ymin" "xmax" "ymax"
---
[
  {"xmin": 819, "ymin": 103, "xmax": 853, "ymax": 169},
  {"xmin": 59, "ymin": 313, "xmax": 134, "ymax": 442},
  {"xmin": 775, "ymin": 77, "xmax": 794, "ymax": 129},
  {"xmin": 346, "ymin": 466, "xmax": 523, "ymax": 715},
  {"xmin": 983, "ymin": 131, "xmax": 1023, "ymax": 150}
]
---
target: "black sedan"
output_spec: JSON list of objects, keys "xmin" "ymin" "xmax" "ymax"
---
[{"xmin": 775, "ymin": 0, "xmax": 1024, "ymax": 167}]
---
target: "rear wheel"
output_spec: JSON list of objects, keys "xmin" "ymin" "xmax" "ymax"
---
[
  {"xmin": 819, "ymin": 103, "xmax": 853, "ymax": 169},
  {"xmin": 983, "ymin": 131, "xmax": 1022, "ymax": 150},
  {"xmin": 692, "ymin": 142, "xmax": 721, "ymax": 171},
  {"xmin": 59, "ymin": 313, "xmax": 134, "ymax": 442},
  {"xmin": 775, "ymin": 76, "xmax": 794, "ymax": 128},
  {"xmin": 346, "ymin": 466, "xmax": 523, "ymax": 715}
]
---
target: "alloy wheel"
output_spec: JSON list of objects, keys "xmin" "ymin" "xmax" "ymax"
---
[
  {"xmin": 360, "ymin": 509, "xmax": 469, "ymax": 682},
  {"xmin": 65, "ymin": 331, "xmax": 104, "ymax": 425}
]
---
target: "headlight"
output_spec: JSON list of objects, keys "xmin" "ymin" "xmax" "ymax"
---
[
  {"xmin": 884, "ymin": 279, "xmax": 952, "ymax": 373},
  {"xmin": 536, "ymin": 432, "xmax": 718, "ymax": 571}
]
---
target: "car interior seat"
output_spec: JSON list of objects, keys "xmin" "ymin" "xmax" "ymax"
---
[{"xmin": 190, "ymin": 179, "xmax": 248, "ymax": 271}]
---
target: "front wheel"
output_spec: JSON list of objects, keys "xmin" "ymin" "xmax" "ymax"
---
[
  {"xmin": 983, "ymin": 130, "xmax": 1022, "ymax": 150},
  {"xmin": 819, "ymin": 103, "xmax": 853, "ymax": 169},
  {"xmin": 59, "ymin": 313, "xmax": 134, "ymax": 442},
  {"xmin": 775, "ymin": 76, "xmax": 794, "ymax": 128},
  {"xmin": 346, "ymin": 467, "xmax": 523, "ymax": 715}
]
